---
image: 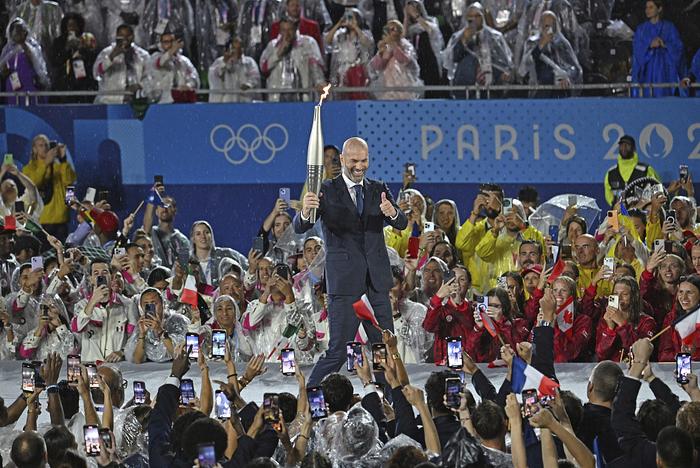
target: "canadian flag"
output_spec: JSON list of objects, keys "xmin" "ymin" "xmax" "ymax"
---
[
  {"xmin": 353, "ymin": 294, "xmax": 382, "ymax": 331},
  {"xmin": 555, "ymin": 296, "xmax": 575, "ymax": 337},
  {"xmin": 180, "ymin": 275, "xmax": 198, "ymax": 308},
  {"xmin": 674, "ymin": 306, "xmax": 700, "ymax": 346}
]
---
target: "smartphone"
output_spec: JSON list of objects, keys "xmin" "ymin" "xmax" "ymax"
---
[
  {"xmin": 3, "ymin": 153, "xmax": 13, "ymax": 166},
  {"xmin": 114, "ymin": 247, "xmax": 126, "ymax": 257},
  {"xmin": 423, "ymin": 221, "xmax": 435, "ymax": 232},
  {"xmin": 407, "ymin": 236, "xmax": 420, "ymax": 259},
  {"xmin": 654, "ymin": 239, "xmax": 665, "ymax": 252},
  {"xmin": 84, "ymin": 425, "xmax": 100, "ymax": 457},
  {"xmin": 22, "ymin": 362, "xmax": 35, "ymax": 393},
  {"xmin": 307, "ymin": 386, "xmax": 329, "ymax": 420},
  {"xmin": 568, "ymin": 195, "xmax": 577, "ymax": 207},
  {"xmin": 680, "ymin": 165, "xmax": 689, "ymax": 184},
  {"xmin": 211, "ymin": 329, "xmax": 227, "ymax": 360},
  {"xmin": 215, "ymin": 390, "xmax": 232, "ymax": 419},
  {"xmin": 405, "ymin": 162, "xmax": 416, "ymax": 177},
  {"xmin": 263, "ymin": 393, "xmax": 280, "ymax": 423},
  {"xmin": 444, "ymin": 269, "xmax": 456, "ymax": 283},
  {"xmin": 344, "ymin": 10, "xmax": 355, "ymax": 22},
  {"xmin": 154, "ymin": 175, "xmax": 164, "ymax": 186},
  {"xmin": 65, "ymin": 185, "xmax": 76, "ymax": 205},
  {"xmin": 521, "ymin": 389, "xmax": 540, "ymax": 418},
  {"xmin": 274, "ymin": 264, "xmax": 291, "ymax": 280},
  {"xmin": 67, "ymin": 354, "xmax": 81, "ymax": 385},
  {"xmin": 96, "ymin": 275, "xmax": 107, "ymax": 288},
  {"xmin": 14, "ymin": 200, "xmax": 25, "ymax": 213},
  {"xmin": 372, "ymin": 343, "xmax": 387, "ymax": 371},
  {"xmin": 444, "ymin": 377, "xmax": 462, "ymax": 409},
  {"xmin": 664, "ymin": 240, "xmax": 674, "ymax": 254},
  {"xmin": 548, "ymin": 225, "xmax": 559, "ymax": 240},
  {"xmin": 608, "ymin": 294, "xmax": 620, "ymax": 309},
  {"xmin": 446, "ymin": 337, "xmax": 463, "ymax": 369},
  {"xmin": 279, "ymin": 187, "xmax": 291, "ymax": 205},
  {"xmin": 561, "ymin": 244, "xmax": 572, "ymax": 259},
  {"xmin": 252, "ymin": 236, "xmax": 265, "ymax": 253},
  {"xmin": 40, "ymin": 304, "xmax": 49, "ymax": 319},
  {"xmin": 603, "ymin": 257, "xmax": 615, "ymax": 276},
  {"xmin": 676, "ymin": 353, "xmax": 692, "ymax": 384},
  {"xmin": 98, "ymin": 428, "xmax": 112, "ymax": 450},
  {"xmin": 474, "ymin": 295, "xmax": 488, "ymax": 309},
  {"xmin": 143, "ymin": 303, "xmax": 156, "ymax": 320},
  {"xmin": 346, "ymin": 341, "xmax": 363, "ymax": 372},
  {"xmin": 497, "ymin": 276, "xmax": 508, "ymax": 289},
  {"xmin": 30, "ymin": 256, "xmax": 44, "ymax": 271},
  {"xmin": 98, "ymin": 190, "xmax": 110, "ymax": 203},
  {"xmin": 133, "ymin": 380, "xmax": 146, "ymax": 404},
  {"xmin": 85, "ymin": 363, "xmax": 100, "ymax": 389},
  {"xmin": 502, "ymin": 198, "xmax": 513, "ymax": 215},
  {"xmin": 186, "ymin": 333, "xmax": 199, "ymax": 361},
  {"xmin": 607, "ymin": 210, "xmax": 619, "ymax": 231},
  {"xmin": 198, "ymin": 443, "xmax": 216, "ymax": 468},
  {"xmin": 32, "ymin": 361, "xmax": 45, "ymax": 388},
  {"xmin": 667, "ymin": 210, "xmax": 677, "ymax": 226},
  {"xmin": 180, "ymin": 378, "xmax": 195, "ymax": 405},
  {"xmin": 84, "ymin": 187, "xmax": 96, "ymax": 203},
  {"xmin": 652, "ymin": 184, "xmax": 664, "ymax": 197},
  {"xmin": 281, "ymin": 348, "xmax": 296, "ymax": 376}
]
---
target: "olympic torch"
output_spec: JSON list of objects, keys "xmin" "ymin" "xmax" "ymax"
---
[{"xmin": 306, "ymin": 84, "xmax": 331, "ymax": 223}]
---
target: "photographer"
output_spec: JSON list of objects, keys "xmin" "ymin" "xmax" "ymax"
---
[
  {"xmin": 19, "ymin": 295, "xmax": 76, "ymax": 360},
  {"xmin": 208, "ymin": 36, "xmax": 262, "ymax": 103},
  {"xmin": 146, "ymin": 30, "xmax": 200, "ymax": 104},
  {"xmin": 49, "ymin": 12, "xmax": 98, "ymax": 103},
  {"xmin": 326, "ymin": 8, "xmax": 373, "ymax": 100},
  {"xmin": 22, "ymin": 134, "xmax": 77, "ymax": 240}
]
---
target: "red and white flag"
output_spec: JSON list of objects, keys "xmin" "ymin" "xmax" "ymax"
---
[
  {"xmin": 353, "ymin": 294, "xmax": 381, "ymax": 331},
  {"xmin": 547, "ymin": 258, "xmax": 566, "ymax": 284},
  {"xmin": 478, "ymin": 303, "xmax": 499, "ymax": 338},
  {"xmin": 555, "ymin": 296, "xmax": 575, "ymax": 337},
  {"xmin": 674, "ymin": 307, "xmax": 700, "ymax": 346},
  {"xmin": 180, "ymin": 275, "xmax": 198, "ymax": 308}
]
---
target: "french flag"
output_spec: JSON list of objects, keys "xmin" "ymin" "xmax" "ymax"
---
[
  {"xmin": 511, "ymin": 357, "xmax": 559, "ymax": 397},
  {"xmin": 674, "ymin": 306, "xmax": 700, "ymax": 346}
]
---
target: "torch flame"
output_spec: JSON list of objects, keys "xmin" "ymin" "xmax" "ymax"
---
[{"xmin": 319, "ymin": 84, "xmax": 331, "ymax": 106}]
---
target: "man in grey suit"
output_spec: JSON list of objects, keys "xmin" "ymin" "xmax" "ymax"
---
[{"xmin": 294, "ymin": 137, "xmax": 408, "ymax": 386}]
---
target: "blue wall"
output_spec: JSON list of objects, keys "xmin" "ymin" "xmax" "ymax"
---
[{"xmin": 1, "ymin": 99, "xmax": 696, "ymax": 251}]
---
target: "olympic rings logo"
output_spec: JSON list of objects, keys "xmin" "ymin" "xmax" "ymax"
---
[{"xmin": 209, "ymin": 123, "xmax": 289, "ymax": 165}]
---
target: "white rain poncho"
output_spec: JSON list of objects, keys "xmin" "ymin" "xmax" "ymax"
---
[
  {"xmin": 202, "ymin": 295, "xmax": 255, "ymax": 362},
  {"xmin": 259, "ymin": 31, "xmax": 325, "ymax": 102},
  {"xmin": 394, "ymin": 298, "xmax": 430, "ymax": 363},
  {"xmin": 4, "ymin": 288, "xmax": 41, "ymax": 354},
  {"xmin": 12, "ymin": 0, "xmax": 62, "ymax": 57},
  {"xmin": 480, "ymin": 0, "xmax": 527, "ymax": 50},
  {"xmin": 103, "ymin": 0, "xmax": 148, "ymax": 48},
  {"xmin": 441, "ymin": 3, "xmax": 513, "ymax": 84},
  {"xmin": 404, "ymin": 0, "xmax": 445, "ymax": 70},
  {"xmin": 193, "ymin": 0, "xmax": 238, "ymax": 72},
  {"xmin": 0, "ymin": 18, "xmax": 50, "ymax": 91},
  {"xmin": 369, "ymin": 37, "xmax": 422, "ymax": 100},
  {"xmin": 327, "ymin": 11, "xmax": 374, "ymax": 92},
  {"xmin": 292, "ymin": 242, "xmax": 328, "ymax": 363},
  {"xmin": 145, "ymin": 48, "xmax": 200, "ymax": 103},
  {"xmin": 517, "ymin": 11, "xmax": 582, "ymax": 95},
  {"xmin": 141, "ymin": 0, "xmax": 194, "ymax": 52},
  {"xmin": 238, "ymin": 0, "xmax": 281, "ymax": 60},
  {"xmin": 242, "ymin": 297, "xmax": 300, "ymax": 360},
  {"xmin": 19, "ymin": 294, "xmax": 78, "ymax": 361},
  {"xmin": 93, "ymin": 40, "xmax": 150, "ymax": 104},
  {"xmin": 124, "ymin": 288, "xmax": 190, "ymax": 363},
  {"xmin": 209, "ymin": 51, "xmax": 262, "ymax": 102},
  {"xmin": 514, "ymin": 0, "xmax": 588, "ymax": 67}
]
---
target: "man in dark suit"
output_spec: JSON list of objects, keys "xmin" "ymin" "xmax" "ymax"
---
[{"xmin": 294, "ymin": 137, "xmax": 408, "ymax": 386}]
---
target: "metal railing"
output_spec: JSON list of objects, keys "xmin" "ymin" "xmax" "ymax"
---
[{"xmin": 0, "ymin": 82, "xmax": 697, "ymax": 105}]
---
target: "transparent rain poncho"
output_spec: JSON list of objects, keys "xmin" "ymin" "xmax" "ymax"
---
[
  {"xmin": 193, "ymin": 0, "xmax": 239, "ymax": 72},
  {"xmin": 144, "ymin": 46, "xmax": 200, "ymax": 103},
  {"xmin": 208, "ymin": 52, "xmax": 262, "ymax": 103},
  {"xmin": 0, "ymin": 18, "xmax": 50, "ymax": 90},
  {"xmin": 93, "ymin": 40, "xmax": 150, "ymax": 104},
  {"xmin": 369, "ymin": 37, "xmax": 423, "ymax": 100},
  {"xmin": 528, "ymin": 194, "xmax": 601, "ymax": 238}
]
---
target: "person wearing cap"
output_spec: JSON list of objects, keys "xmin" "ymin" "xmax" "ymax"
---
[
  {"xmin": 603, "ymin": 135, "xmax": 661, "ymax": 206},
  {"xmin": 521, "ymin": 264, "xmax": 542, "ymax": 298}
]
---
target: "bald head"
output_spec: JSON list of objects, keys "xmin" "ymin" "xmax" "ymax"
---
[
  {"xmin": 11, "ymin": 431, "xmax": 46, "ymax": 468},
  {"xmin": 340, "ymin": 137, "xmax": 369, "ymax": 183},
  {"xmin": 342, "ymin": 137, "xmax": 368, "ymax": 154},
  {"xmin": 588, "ymin": 361, "xmax": 623, "ymax": 403},
  {"xmin": 94, "ymin": 365, "xmax": 124, "ymax": 406}
]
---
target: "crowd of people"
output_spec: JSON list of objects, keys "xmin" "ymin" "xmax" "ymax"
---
[
  {"xmin": 1, "ymin": 0, "xmax": 700, "ymax": 103},
  {"xmin": 0, "ymin": 126, "xmax": 697, "ymax": 466}
]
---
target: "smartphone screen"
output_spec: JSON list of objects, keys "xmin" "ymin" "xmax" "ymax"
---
[
  {"xmin": 133, "ymin": 381, "xmax": 146, "ymax": 404},
  {"xmin": 186, "ymin": 333, "xmax": 199, "ymax": 360},
  {"xmin": 67, "ymin": 354, "xmax": 81, "ymax": 385},
  {"xmin": 84, "ymin": 425, "xmax": 100, "ymax": 456},
  {"xmin": 180, "ymin": 379, "xmax": 195, "ymax": 405},
  {"xmin": 444, "ymin": 377, "xmax": 462, "ymax": 409},
  {"xmin": 32, "ymin": 361, "xmax": 45, "ymax": 388},
  {"xmin": 372, "ymin": 343, "xmax": 387, "ymax": 371},
  {"xmin": 65, "ymin": 185, "xmax": 76, "ymax": 205},
  {"xmin": 14, "ymin": 200, "xmax": 25, "ymax": 213},
  {"xmin": 346, "ymin": 342, "xmax": 363, "ymax": 372},
  {"xmin": 85, "ymin": 363, "xmax": 99, "ymax": 389},
  {"xmin": 603, "ymin": 257, "xmax": 615, "ymax": 275},
  {"xmin": 561, "ymin": 244, "xmax": 572, "ymax": 259},
  {"xmin": 521, "ymin": 389, "xmax": 539, "ymax": 418},
  {"xmin": 676, "ymin": 353, "xmax": 692, "ymax": 384},
  {"xmin": 307, "ymin": 386, "xmax": 329, "ymax": 420},
  {"xmin": 98, "ymin": 428, "xmax": 112, "ymax": 449},
  {"xmin": 281, "ymin": 348, "xmax": 296, "ymax": 376},
  {"xmin": 211, "ymin": 329, "xmax": 227, "ymax": 360},
  {"xmin": 215, "ymin": 390, "xmax": 232, "ymax": 419},
  {"xmin": 22, "ymin": 362, "xmax": 35, "ymax": 393},
  {"xmin": 502, "ymin": 198, "xmax": 513, "ymax": 215},
  {"xmin": 198, "ymin": 443, "xmax": 216, "ymax": 468},
  {"xmin": 3, "ymin": 153, "xmax": 13, "ymax": 166},
  {"xmin": 263, "ymin": 393, "xmax": 280, "ymax": 422},
  {"xmin": 446, "ymin": 337, "xmax": 463, "ymax": 369}
]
